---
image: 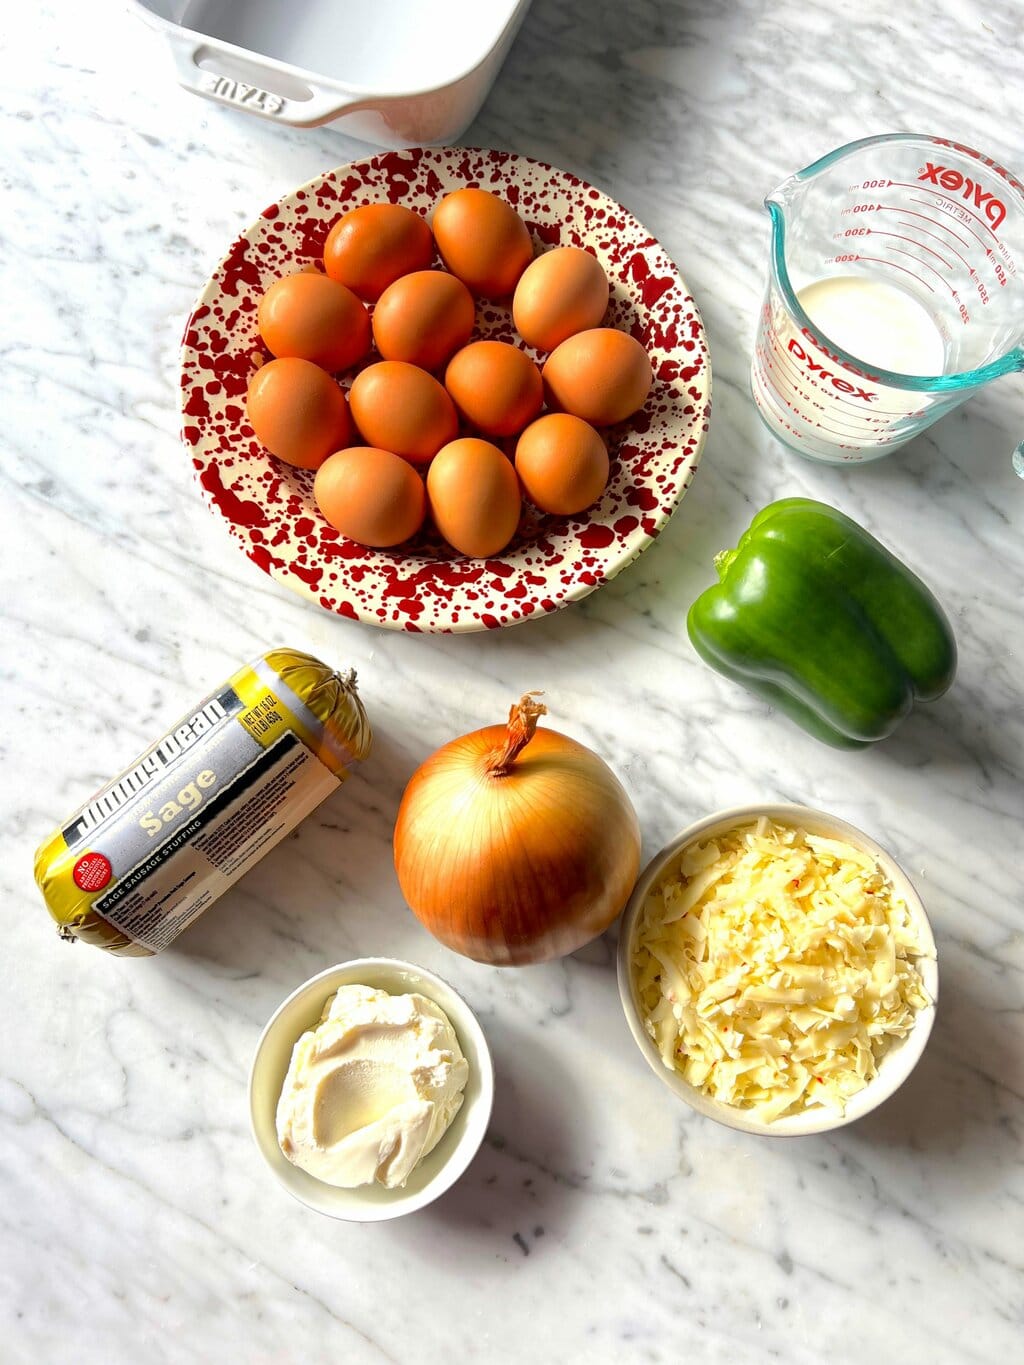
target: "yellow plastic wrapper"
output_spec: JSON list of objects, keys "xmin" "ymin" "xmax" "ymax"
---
[{"xmin": 34, "ymin": 649, "xmax": 372, "ymax": 956}]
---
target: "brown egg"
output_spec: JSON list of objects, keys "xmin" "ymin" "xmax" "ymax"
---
[
  {"xmin": 427, "ymin": 438, "xmax": 521, "ymax": 558},
  {"xmin": 512, "ymin": 247, "xmax": 609, "ymax": 352},
  {"xmin": 515, "ymin": 414, "xmax": 610, "ymax": 515},
  {"xmin": 314, "ymin": 446, "xmax": 426, "ymax": 548},
  {"xmin": 432, "ymin": 189, "xmax": 534, "ymax": 297},
  {"xmin": 348, "ymin": 361, "xmax": 458, "ymax": 466},
  {"xmin": 323, "ymin": 204, "xmax": 434, "ymax": 301},
  {"xmin": 542, "ymin": 328, "xmax": 653, "ymax": 426},
  {"xmin": 245, "ymin": 358, "xmax": 352, "ymax": 470},
  {"xmin": 258, "ymin": 271, "xmax": 371, "ymax": 372},
  {"xmin": 444, "ymin": 341, "xmax": 542, "ymax": 438},
  {"xmin": 372, "ymin": 271, "xmax": 475, "ymax": 371}
]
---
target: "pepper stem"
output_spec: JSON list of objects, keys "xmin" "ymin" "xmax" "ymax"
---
[{"xmin": 486, "ymin": 692, "xmax": 547, "ymax": 775}]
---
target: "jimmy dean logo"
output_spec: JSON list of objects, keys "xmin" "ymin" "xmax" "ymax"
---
[
  {"xmin": 787, "ymin": 339, "xmax": 877, "ymax": 401},
  {"xmin": 919, "ymin": 162, "xmax": 1007, "ymax": 230},
  {"xmin": 69, "ymin": 698, "xmax": 229, "ymax": 842}
]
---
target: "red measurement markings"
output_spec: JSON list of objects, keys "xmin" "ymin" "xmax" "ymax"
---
[
  {"xmin": 910, "ymin": 196, "xmax": 992, "ymax": 254},
  {"xmin": 768, "ymin": 317, "xmax": 902, "ymax": 412},
  {"xmin": 816, "ymin": 424, "xmax": 875, "ymax": 440},
  {"xmin": 822, "ymin": 393, "xmax": 906, "ymax": 416},
  {"xmin": 892, "ymin": 180, "xmax": 1000, "ymax": 238},
  {"xmin": 894, "ymin": 217, "xmax": 972, "ymax": 271},
  {"xmin": 765, "ymin": 347, "xmax": 808, "ymax": 392},
  {"xmin": 768, "ymin": 349, "xmax": 887, "ymax": 430},
  {"xmin": 768, "ymin": 373, "xmax": 876, "ymax": 437},
  {"xmin": 889, "ymin": 245, "xmax": 958, "ymax": 297},
  {"xmin": 855, "ymin": 254, "xmax": 935, "ymax": 292},
  {"xmin": 880, "ymin": 204, "xmax": 971, "ymax": 250},
  {"xmin": 869, "ymin": 230, "xmax": 953, "ymax": 270},
  {"xmin": 769, "ymin": 336, "xmax": 915, "ymax": 418},
  {"xmin": 808, "ymin": 413, "xmax": 882, "ymax": 439},
  {"xmin": 768, "ymin": 347, "xmax": 823, "ymax": 401},
  {"xmin": 756, "ymin": 395, "xmax": 862, "ymax": 450},
  {"xmin": 817, "ymin": 413, "xmax": 884, "ymax": 436}
]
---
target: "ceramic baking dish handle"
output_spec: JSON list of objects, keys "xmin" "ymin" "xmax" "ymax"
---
[{"xmin": 167, "ymin": 35, "xmax": 364, "ymax": 128}]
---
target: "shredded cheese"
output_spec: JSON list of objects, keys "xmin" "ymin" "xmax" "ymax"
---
[{"xmin": 631, "ymin": 818, "xmax": 932, "ymax": 1122}]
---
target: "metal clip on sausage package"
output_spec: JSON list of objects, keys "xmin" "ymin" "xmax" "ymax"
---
[{"xmin": 34, "ymin": 650, "xmax": 372, "ymax": 956}]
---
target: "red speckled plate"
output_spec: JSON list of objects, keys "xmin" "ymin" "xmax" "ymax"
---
[{"xmin": 181, "ymin": 147, "xmax": 710, "ymax": 632}]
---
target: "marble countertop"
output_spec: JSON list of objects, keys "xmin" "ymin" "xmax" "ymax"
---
[{"xmin": 3, "ymin": 1, "xmax": 1022, "ymax": 1361}]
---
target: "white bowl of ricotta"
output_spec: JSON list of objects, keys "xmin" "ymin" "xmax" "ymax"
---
[
  {"xmin": 250, "ymin": 957, "xmax": 494, "ymax": 1218},
  {"xmin": 617, "ymin": 805, "xmax": 939, "ymax": 1136}
]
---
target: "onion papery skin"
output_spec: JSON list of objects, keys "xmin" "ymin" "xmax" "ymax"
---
[{"xmin": 394, "ymin": 721, "xmax": 641, "ymax": 966}]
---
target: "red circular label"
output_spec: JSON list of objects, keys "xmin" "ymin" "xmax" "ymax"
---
[{"xmin": 73, "ymin": 852, "xmax": 112, "ymax": 892}]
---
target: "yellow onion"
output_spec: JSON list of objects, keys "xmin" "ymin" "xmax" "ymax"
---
[{"xmin": 393, "ymin": 694, "xmax": 641, "ymax": 966}]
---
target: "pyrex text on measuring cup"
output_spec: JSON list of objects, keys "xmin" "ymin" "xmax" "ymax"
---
[{"xmin": 750, "ymin": 134, "xmax": 1024, "ymax": 467}]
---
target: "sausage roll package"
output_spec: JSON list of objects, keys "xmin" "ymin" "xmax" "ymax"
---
[{"xmin": 34, "ymin": 649, "xmax": 372, "ymax": 956}]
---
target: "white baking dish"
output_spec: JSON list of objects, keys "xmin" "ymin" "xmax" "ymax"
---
[{"xmin": 131, "ymin": 0, "xmax": 531, "ymax": 146}]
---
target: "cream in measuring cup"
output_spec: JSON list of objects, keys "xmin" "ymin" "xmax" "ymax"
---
[{"xmin": 750, "ymin": 133, "xmax": 1024, "ymax": 469}]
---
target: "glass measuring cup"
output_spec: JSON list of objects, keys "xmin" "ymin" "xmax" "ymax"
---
[{"xmin": 751, "ymin": 133, "xmax": 1024, "ymax": 469}]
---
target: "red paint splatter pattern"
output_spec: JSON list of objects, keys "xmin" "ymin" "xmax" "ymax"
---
[{"xmin": 180, "ymin": 148, "xmax": 711, "ymax": 633}]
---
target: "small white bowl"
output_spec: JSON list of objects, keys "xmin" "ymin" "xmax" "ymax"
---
[
  {"xmin": 250, "ymin": 957, "xmax": 494, "ymax": 1219},
  {"xmin": 617, "ymin": 804, "xmax": 938, "ymax": 1137}
]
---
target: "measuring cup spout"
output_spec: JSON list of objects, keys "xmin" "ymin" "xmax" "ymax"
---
[
  {"xmin": 764, "ymin": 164, "xmax": 808, "ymax": 216},
  {"xmin": 762, "ymin": 173, "xmax": 810, "ymax": 302},
  {"xmin": 763, "ymin": 188, "xmax": 791, "ymax": 234},
  {"xmin": 761, "ymin": 193, "xmax": 797, "ymax": 326}
]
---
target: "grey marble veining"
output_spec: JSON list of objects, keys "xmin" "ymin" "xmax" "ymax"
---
[{"xmin": 2, "ymin": 1, "xmax": 1022, "ymax": 1362}]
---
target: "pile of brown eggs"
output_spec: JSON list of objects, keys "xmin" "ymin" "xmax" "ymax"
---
[{"xmin": 245, "ymin": 190, "xmax": 654, "ymax": 558}]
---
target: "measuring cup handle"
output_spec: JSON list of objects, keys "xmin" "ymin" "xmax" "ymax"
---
[{"xmin": 164, "ymin": 35, "xmax": 365, "ymax": 128}]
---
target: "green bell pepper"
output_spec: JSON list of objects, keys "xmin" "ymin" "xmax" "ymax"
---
[{"xmin": 686, "ymin": 498, "xmax": 957, "ymax": 748}]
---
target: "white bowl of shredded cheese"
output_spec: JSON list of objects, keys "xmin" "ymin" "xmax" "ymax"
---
[{"xmin": 617, "ymin": 806, "xmax": 938, "ymax": 1136}]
